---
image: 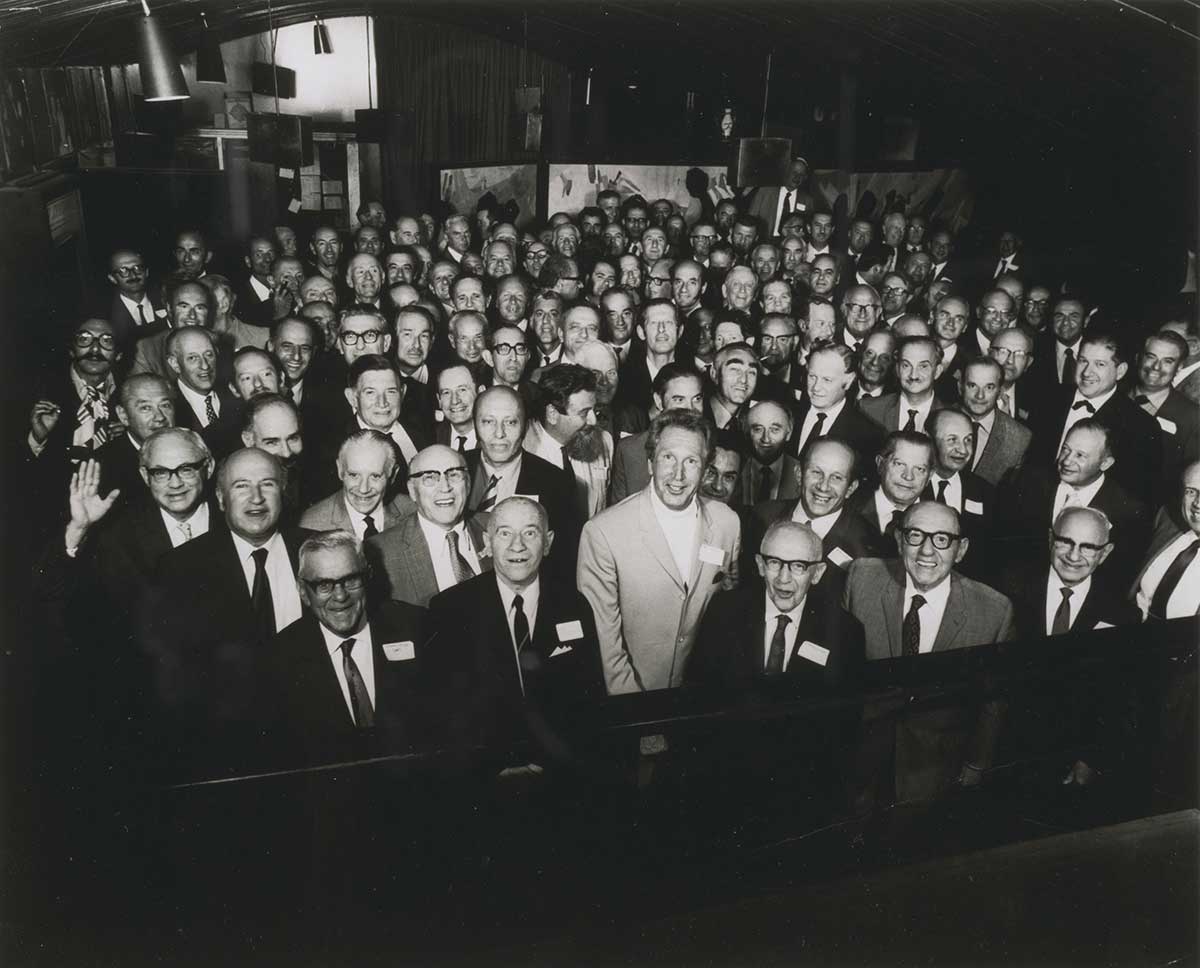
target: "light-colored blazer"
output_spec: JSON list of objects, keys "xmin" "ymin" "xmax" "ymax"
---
[
  {"xmin": 298, "ymin": 490, "xmax": 417, "ymax": 533},
  {"xmin": 1129, "ymin": 507, "xmax": 1200, "ymax": 615},
  {"xmin": 363, "ymin": 510, "xmax": 492, "ymax": 608},
  {"xmin": 576, "ymin": 488, "xmax": 741, "ymax": 695},
  {"xmin": 973, "ymin": 409, "xmax": 1032, "ymax": 488}
]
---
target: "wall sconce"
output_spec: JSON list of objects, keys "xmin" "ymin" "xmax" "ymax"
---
[
  {"xmin": 137, "ymin": 0, "xmax": 190, "ymax": 101},
  {"xmin": 313, "ymin": 17, "xmax": 333, "ymax": 55}
]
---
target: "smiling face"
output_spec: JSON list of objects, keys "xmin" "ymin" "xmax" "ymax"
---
[
  {"xmin": 672, "ymin": 263, "xmax": 704, "ymax": 311},
  {"xmin": 168, "ymin": 329, "xmax": 217, "ymax": 392},
  {"xmin": 978, "ymin": 290, "xmax": 1016, "ymax": 339},
  {"xmin": 859, "ymin": 332, "xmax": 895, "ymax": 389},
  {"xmin": 801, "ymin": 439, "xmax": 858, "ymax": 518},
  {"xmin": 758, "ymin": 524, "xmax": 826, "ymax": 613},
  {"xmin": 806, "ymin": 348, "xmax": 854, "ymax": 410},
  {"xmin": 348, "ymin": 368, "xmax": 403, "ymax": 430},
  {"xmin": 436, "ymin": 365, "xmax": 478, "ymax": 428},
  {"xmin": 1139, "ymin": 336, "xmax": 1183, "ymax": 393},
  {"xmin": 700, "ymin": 446, "xmax": 742, "ymax": 503},
  {"xmin": 1049, "ymin": 508, "xmax": 1112, "ymax": 586},
  {"xmin": 1056, "ymin": 425, "xmax": 1112, "ymax": 487},
  {"xmin": 898, "ymin": 501, "xmax": 966, "ymax": 591},
  {"xmin": 172, "ymin": 232, "xmax": 211, "ymax": 280},
  {"xmin": 337, "ymin": 436, "xmax": 394, "ymax": 515},
  {"xmin": 931, "ymin": 410, "xmax": 975, "ymax": 476},
  {"xmin": 563, "ymin": 306, "xmax": 601, "ymax": 359},
  {"xmin": 142, "ymin": 433, "xmax": 210, "ymax": 519},
  {"xmin": 346, "ymin": 255, "xmax": 383, "ymax": 303},
  {"xmin": 1075, "ymin": 340, "xmax": 1126, "ymax": 399},
  {"xmin": 651, "ymin": 426, "xmax": 706, "ymax": 511},
  {"xmin": 897, "ymin": 340, "xmax": 941, "ymax": 397},
  {"xmin": 717, "ymin": 349, "xmax": 758, "ymax": 405},
  {"xmin": 723, "ymin": 267, "xmax": 758, "ymax": 311},
  {"xmin": 407, "ymin": 445, "xmax": 468, "ymax": 527},
  {"xmin": 299, "ymin": 544, "xmax": 368, "ymax": 637},
  {"xmin": 218, "ymin": 449, "xmax": 283, "ymax": 543},
  {"xmin": 959, "ymin": 360, "xmax": 1004, "ymax": 417},
  {"xmin": 809, "ymin": 213, "xmax": 834, "ymax": 248},
  {"xmin": 118, "ymin": 378, "xmax": 175, "ymax": 443},
  {"xmin": 232, "ymin": 351, "xmax": 280, "ymax": 401},
  {"xmin": 170, "ymin": 283, "xmax": 211, "ymax": 329},
  {"xmin": 750, "ymin": 245, "xmax": 779, "ymax": 282},
  {"xmin": 487, "ymin": 498, "xmax": 552, "ymax": 588},
  {"xmin": 310, "ymin": 228, "xmax": 342, "ymax": 269},
  {"xmin": 988, "ymin": 328, "xmax": 1033, "ymax": 385},
  {"xmin": 242, "ymin": 401, "xmax": 303, "ymax": 468}
]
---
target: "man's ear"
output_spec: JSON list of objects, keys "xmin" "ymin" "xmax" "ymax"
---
[
  {"xmin": 1115, "ymin": 361, "xmax": 1128, "ymax": 383},
  {"xmin": 481, "ymin": 530, "xmax": 493, "ymax": 558},
  {"xmin": 1099, "ymin": 452, "xmax": 1115, "ymax": 473},
  {"xmin": 343, "ymin": 387, "xmax": 358, "ymax": 412},
  {"xmin": 166, "ymin": 356, "xmax": 182, "ymax": 378},
  {"xmin": 543, "ymin": 528, "xmax": 555, "ymax": 556},
  {"xmin": 844, "ymin": 477, "xmax": 860, "ymax": 501},
  {"xmin": 240, "ymin": 429, "xmax": 254, "ymax": 448},
  {"xmin": 244, "ymin": 255, "xmax": 252, "ymax": 270},
  {"xmin": 637, "ymin": 324, "xmax": 646, "ymax": 342},
  {"xmin": 106, "ymin": 272, "xmax": 119, "ymax": 287},
  {"xmin": 811, "ymin": 561, "xmax": 827, "ymax": 586},
  {"xmin": 215, "ymin": 487, "xmax": 226, "ymax": 512},
  {"xmin": 115, "ymin": 404, "xmax": 132, "ymax": 429},
  {"xmin": 954, "ymin": 536, "xmax": 970, "ymax": 564}
]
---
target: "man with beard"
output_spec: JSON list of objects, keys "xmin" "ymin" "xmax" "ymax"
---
[
  {"xmin": 709, "ymin": 343, "xmax": 759, "ymax": 430},
  {"xmin": 620, "ymin": 299, "xmax": 684, "ymax": 411},
  {"xmin": 344, "ymin": 253, "xmax": 384, "ymax": 310},
  {"xmin": 601, "ymin": 286, "xmax": 637, "ymax": 366},
  {"xmin": 740, "ymin": 399, "xmax": 800, "ymax": 504},
  {"xmin": 790, "ymin": 343, "xmax": 884, "ymax": 471},
  {"xmin": 847, "ymin": 430, "xmax": 933, "ymax": 547},
  {"xmin": 973, "ymin": 288, "xmax": 1017, "ymax": 355},
  {"xmin": 434, "ymin": 364, "xmax": 479, "ymax": 453},
  {"xmin": 530, "ymin": 291, "xmax": 567, "ymax": 367},
  {"xmin": 958, "ymin": 356, "xmax": 1032, "ymax": 488},
  {"xmin": 756, "ymin": 314, "xmax": 804, "ymax": 404},
  {"xmin": 164, "ymin": 326, "xmax": 240, "ymax": 461},
  {"xmin": 1129, "ymin": 330, "xmax": 1200, "ymax": 484},
  {"xmin": 578, "ymin": 409, "xmax": 740, "ymax": 694},
  {"xmin": 299, "ymin": 429, "xmax": 414, "ymax": 542},
  {"xmin": 856, "ymin": 329, "xmax": 896, "ymax": 402},
  {"xmin": 523, "ymin": 364, "xmax": 611, "ymax": 521},
  {"xmin": 861, "ymin": 336, "xmax": 946, "ymax": 434}
]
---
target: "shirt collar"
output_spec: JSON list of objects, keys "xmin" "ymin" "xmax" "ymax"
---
[
  {"xmin": 1049, "ymin": 568, "xmax": 1092, "ymax": 601},
  {"xmin": 343, "ymin": 494, "xmax": 383, "ymax": 530},
  {"xmin": 1059, "ymin": 472, "xmax": 1106, "ymax": 506},
  {"xmin": 318, "ymin": 618, "xmax": 373, "ymax": 658},
  {"xmin": 496, "ymin": 574, "xmax": 540, "ymax": 617},
  {"xmin": 230, "ymin": 528, "xmax": 284, "ymax": 562},
  {"xmin": 249, "ymin": 275, "xmax": 272, "ymax": 301},
  {"xmin": 1071, "ymin": 385, "xmax": 1117, "ymax": 412},
  {"xmin": 765, "ymin": 589, "xmax": 806, "ymax": 620},
  {"xmin": 904, "ymin": 570, "xmax": 953, "ymax": 607},
  {"xmin": 160, "ymin": 501, "xmax": 209, "ymax": 533},
  {"xmin": 70, "ymin": 367, "xmax": 115, "ymax": 402}
]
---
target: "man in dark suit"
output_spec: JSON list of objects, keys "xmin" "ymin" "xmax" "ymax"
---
[
  {"xmin": 751, "ymin": 439, "xmax": 882, "ymax": 599},
  {"xmin": 105, "ymin": 248, "xmax": 165, "ymax": 356},
  {"xmin": 690, "ymin": 519, "xmax": 865, "ymax": 689},
  {"xmin": 1031, "ymin": 332, "xmax": 1162, "ymax": 506},
  {"xmin": 95, "ymin": 373, "xmax": 176, "ymax": 506},
  {"xmin": 164, "ymin": 326, "xmax": 241, "ymax": 461},
  {"xmin": 466, "ymin": 386, "xmax": 579, "ymax": 567},
  {"xmin": 143, "ymin": 448, "xmax": 307, "ymax": 750},
  {"xmin": 364, "ymin": 444, "xmax": 492, "ymax": 608},
  {"xmin": 1130, "ymin": 330, "xmax": 1200, "ymax": 486},
  {"xmin": 1131, "ymin": 461, "xmax": 1200, "ymax": 620},
  {"xmin": 1031, "ymin": 297, "xmax": 1087, "ymax": 400},
  {"xmin": 740, "ymin": 400, "xmax": 801, "ymax": 505},
  {"xmin": 130, "ymin": 279, "xmax": 216, "ymax": 380},
  {"xmin": 846, "ymin": 430, "xmax": 933, "ymax": 548},
  {"xmin": 264, "ymin": 530, "xmax": 428, "ymax": 766},
  {"xmin": 995, "ymin": 419, "xmax": 1149, "ymax": 590},
  {"xmin": 433, "ymin": 363, "xmax": 479, "ymax": 452},
  {"xmin": 234, "ymin": 236, "xmax": 278, "ymax": 328},
  {"xmin": 267, "ymin": 316, "xmax": 322, "ymax": 426},
  {"xmin": 843, "ymin": 501, "xmax": 1016, "ymax": 803},
  {"xmin": 958, "ymin": 357, "xmax": 1032, "ymax": 487},
  {"xmin": 860, "ymin": 336, "xmax": 947, "ymax": 435},
  {"xmin": 921, "ymin": 409, "xmax": 995, "ymax": 577},
  {"xmin": 617, "ymin": 299, "xmax": 687, "ymax": 412},
  {"xmin": 790, "ymin": 343, "xmax": 885, "ymax": 475},
  {"xmin": 930, "ymin": 295, "xmax": 973, "ymax": 402},
  {"xmin": 425, "ymin": 497, "xmax": 602, "ymax": 762}
]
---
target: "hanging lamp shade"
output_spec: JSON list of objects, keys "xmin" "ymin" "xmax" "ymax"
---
[
  {"xmin": 313, "ymin": 18, "xmax": 333, "ymax": 55},
  {"xmin": 138, "ymin": 14, "xmax": 190, "ymax": 101},
  {"xmin": 197, "ymin": 38, "xmax": 226, "ymax": 83}
]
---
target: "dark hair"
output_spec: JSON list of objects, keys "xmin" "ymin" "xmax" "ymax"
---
[
  {"xmin": 269, "ymin": 315, "xmax": 320, "ymax": 346},
  {"xmin": 652, "ymin": 361, "xmax": 703, "ymax": 399},
  {"xmin": 346, "ymin": 353, "xmax": 401, "ymax": 389},
  {"xmin": 241, "ymin": 392, "xmax": 300, "ymax": 436},
  {"xmin": 532, "ymin": 363, "xmax": 596, "ymax": 423},
  {"xmin": 879, "ymin": 430, "xmax": 934, "ymax": 464},
  {"xmin": 639, "ymin": 297, "xmax": 679, "ymax": 329}
]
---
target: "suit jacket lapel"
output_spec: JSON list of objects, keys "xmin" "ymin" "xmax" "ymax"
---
[
  {"xmin": 932, "ymin": 574, "xmax": 966, "ymax": 652},
  {"xmin": 465, "ymin": 515, "xmax": 494, "ymax": 574},
  {"xmin": 638, "ymin": 490, "xmax": 686, "ymax": 590},
  {"xmin": 882, "ymin": 561, "xmax": 905, "ymax": 658},
  {"xmin": 404, "ymin": 516, "xmax": 441, "ymax": 603}
]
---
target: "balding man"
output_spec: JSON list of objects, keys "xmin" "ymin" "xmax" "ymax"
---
[
  {"xmin": 576, "ymin": 339, "xmax": 646, "ymax": 440},
  {"xmin": 162, "ymin": 326, "xmax": 239, "ymax": 460},
  {"xmin": 958, "ymin": 356, "xmax": 1032, "ymax": 487},
  {"xmin": 105, "ymin": 248, "xmax": 165, "ymax": 352},
  {"xmin": 1131, "ymin": 461, "xmax": 1200, "ymax": 621},
  {"xmin": 790, "ymin": 343, "xmax": 884, "ymax": 469},
  {"xmin": 96, "ymin": 372, "xmax": 176, "ymax": 505},
  {"xmin": 236, "ymin": 236, "xmax": 278, "ymax": 327},
  {"xmin": 740, "ymin": 399, "xmax": 800, "ymax": 504},
  {"xmin": 131, "ymin": 278, "xmax": 214, "ymax": 379},
  {"xmin": 344, "ymin": 253, "xmax": 384, "ymax": 309},
  {"xmin": 299, "ymin": 429, "xmax": 414, "ymax": 542},
  {"xmin": 364, "ymin": 444, "xmax": 493, "ymax": 608}
]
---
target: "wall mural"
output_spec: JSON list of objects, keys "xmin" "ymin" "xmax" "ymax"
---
[
  {"xmin": 439, "ymin": 163, "xmax": 538, "ymax": 229},
  {"xmin": 546, "ymin": 163, "xmax": 731, "ymax": 217}
]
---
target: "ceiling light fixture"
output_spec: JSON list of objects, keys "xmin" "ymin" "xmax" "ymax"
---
[
  {"xmin": 196, "ymin": 12, "xmax": 226, "ymax": 83},
  {"xmin": 313, "ymin": 16, "xmax": 332, "ymax": 55},
  {"xmin": 137, "ymin": 0, "xmax": 189, "ymax": 101}
]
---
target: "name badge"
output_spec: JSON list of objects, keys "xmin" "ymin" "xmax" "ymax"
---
[
  {"xmin": 1157, "ymin": 417, "xmax": 1177, "ymax": 435},
  {"xmin": 382, "ymin": 641, "xmax": 415, "ymax": 662},
  {"xmin": 794, "ymin": 388, "xmax": 804, "ymax": 401},
  {"xmin": 154, "ymin": 308, "xmax": 168, "ymax": 319},
  {"xmin": 514, "ymin": 493, "xmax": 540, "ymax": 504},
  {"xmin": 828, "ymin": 547, "xmax": 852, "ymax": 568},
  {"xmin": 619, "ymin": 431, "xmax": 633, "ymax": 438},
  {"xmin": 556, "ymin": 620, "xmax": 583, "ymax": 642},
  {"xmin": 964, "ymin": 499, "xmax": 984, "ymax": 515},
  {"xmin": 549, "ymin": 644, "xmax": 573, "ymax": 657},
  {"xmin": 1094, "ymin": 621, "xmax": 1115, "ymax": 630},
  {"xmin": 798, "ymin": 641, "xmax": 830, "ymax": 666},
  {"xmin": 698, "ymin": 544, "xmax": 726, "ymax": 566}
]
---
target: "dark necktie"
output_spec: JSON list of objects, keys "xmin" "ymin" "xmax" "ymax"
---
[
  {"xmin": 250, "ymin": 548, "xmax": 276, "ymax": 640},
  {"xmin": 513, "ymin": 593, "xmax": 541, "ymax": 683},
  {"xmin": 903, "ymin": 594, "xmax": 926, "ymax": 656},
  {"xmin": 339, "ymin": 638, "xmax": 374, "ymax": 728},
  {"xmin": 853, "ymin": 340, "xmax": 863, "ymax": 354},
  {"xmin": 478, "ymin": 474, "xmax": 500, "ymax": 511},
  {"xmin": 765, "ymin": 613, "xmax": 791, "ymax": 675},
  {"xmin": 137, "ymin": 302, "xmax": 149, "ymax": 327},
  {"xmin": 935, "ymin": 479, "xmax": 949, "ymax": 505},
  {"xmin": 455, "ymin": 434, "xmax": 467, "ymax": 453},
  {"xmin": 807, "ymin": 411, "xmax": 827, "ymax": 450},
  {"xmin": 886, "ymin": 507, "xmax": 903, "ymax": 539},
  {"xmin": 903, "ymin": 408, "xmax": 918, "ymax": 432},
  {"xmin": 1133, "ymin": 393, "xmax": 1155, "ymax": 416},
  {"xmin": 1051, "ymin": 586, "xmax": 1074, "ymax": 635},
  {"xmin": 1071, "ymin": 399, "xmax": 1095, "ymax": 415},
  {"xmin": 204, "ymin": 392, "xmax": 218, "ymax": 424},
  {"xmin": 1149, "ymin": 538, "xmax": 1200, "ymax": 620},
  {"xmin": 758, "ymin": 465, "xmax": 773, "ymax": 503},
  {"xmin": 447, "ymin": 530, "xmax": 475, "ymax": 585},
  {"xmin": 362, "ymin": 513, "xmax": 378, "ymax": 539},
  {"xmin": 1061, "ymin": 347, "xmax": 1075, "ymax": 386}
]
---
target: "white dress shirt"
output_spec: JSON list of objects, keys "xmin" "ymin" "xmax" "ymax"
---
[
  {"xmin": 318, "ymin": 619, "xmax": 377, "ymax": 720},
  {"xmin": 791, "ymin": 503, "xmax": 843, "ymax": 542},
  {"xmin": 1137, "ymin": 531, "xmax": 1200, "ymax": 619},
  {"xmin": 481, "ymin": 454, "xmax": 523, "ymax": 506},
  {"xmin": 896, "ymin": 394, "xmax": 935, "ymax": 433},
  {"xmin": 764, "ymin": 592, "xmax": 805, "ymax": 670},
  {"xmin": 1056, "ymin": 338, "xmax": 1082, "ymax": 383},
  {"xmin": 417, "ymin": 513, "xmax": 482, "ymax": 592},
  {"xmin": 1052, "ymin": 472, "xmax": 1107, "ymax": 522},
  {"xmin": 448, "ymin": 426, "xmax": 478, "ymax": 452},
  {"xmin": 248, "ymin": 275, "xmax": 272, "ymax": 303},
  {"xmin": 119, "ymin": 293, "xmax": 158, "ymax": 326},
  {"xmin": 649, "ymin": 487, "xmax": 700, "ymax": 586},
  {"xmin": 903, "ymin": 573, "xmax": 953, "ymax": 654},
  {"xmin": 1046, "ymin": 572, "xmax": 1091, "ymax": 634},
  {"xmin": 796, "ymin": 397, "xmax": 846, "ymax": 454},
  {"xmin": 773, "ymin": 189, "xmax": 798, "ymax": 236},
  {"xmin": 161, "ymin": 502, "xmax": 210, "ymax": 548},
  {"xmin": 230, "ymin": 530, "xmax": 303, "ymax": 632},
  {"xmin": 970, "ymin": 409, "xmax": 996, "ymax": 470},
  {"xmin": 497, "ymin": 575, "xmax": 541, "ymax": 695},
  {"xmin": 929, "ymin": 472, "xmax": 964, "ymax": 513},
  {"xmin": 874, "ymin": 489, "xmax": 908, "ymax": 534},
  {"xmin": 805, "ymin": 243, "xmax": 831, "ymax": 262},
  {"xmin": 343, "ymin": 495, "xmax": 384, "ymax": 545},
  {"xmin": 1172, "ymin": 358, "xmax": 1200, "ymax": 389},
  {"xmin": 1059, "ymin": 386, "xmax": 1117, "ymax": 450},
  {"xmin": 975, "ymin": 330, "xmax": 992, "ymax": 356},
  {"xmin": 177, "ymin": 380, "xmax": 219, "ymax": 428}
]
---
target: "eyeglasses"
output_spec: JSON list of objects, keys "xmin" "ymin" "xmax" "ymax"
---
[
  {"xmin": 145, "ymin": 460, "xmax": 206, "ymax": 484},
  {"xmin": 649, "ymin": 276, "xmax": 672, "ymax": 285},
  {"xmin": 989, "ymin": 347, "xmax": 1030, "ymax": 361},
  {"xmin": 900, "ymin": 527, "xmax": 961, "ymax": 550},
  {"xmin": 112, "ymin": 264, "xmax": 146, "ymax": 277},
  {"xmin": 411, "ymin": 467, "xmax": 469, "ymax": 489},
  {"xmin": 493, "ymin": 342, "xmax": 529, "ymax": 357},
  {"xmin": 303, "ymin": 571, "xmax": 367, "ymax": 598},
  {"xmin": 846, "ymin": 303, "xmax": 877, "ymax": 314},
  {"xmin": 1051, "ymin": 535, "xmax": 1109, "ymax": 559},
  {"xmin": 339, "ymin": 330, "xmax": 384, "ymax": 347},
  {"xmin": 981, "ymin": 308, "xmax": 1013, "ymax": 318},
  {"xmin": 935, "ymin": 311, "xmax": 968, "ymax": 325},
  {"xmin": 690, "ymin": 234, "xmax": 717, "ymax": 242},
  {"xmin": 760, "ymin": 555, "xmax": 820, "ymax": 576},
  {"xmin": 73, "ymin": 331, "xmax": 116, "ymax": 350},
  {"xmin": 883, "ymin": 286, "xmax": 910, "ymax": 296}
]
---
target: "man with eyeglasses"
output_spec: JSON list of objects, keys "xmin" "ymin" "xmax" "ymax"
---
[
  {"xmin": 839, "ymin": 285, "xmax": 880, "ymax": 353},
  {"xmin": 973, "ymin": 288, "xmax": 1017, "ymax": 356},
  {"xmin": 860, "ymin": 335, "xmax": 947, "ymax": 435},
  {"xmin": 488, "ymin": 324, "xmax": 532, "ymax": 391},
  {"xmin": 105, "ymin": 248, "xmax": 165, "ymax": 351},
  {"xmin": 145, "ymin": 447, "xmax": 305, "ymax": 733},
  {"xmin": 95, "ymin": 373, "xmax": 176, "ymax": 508},
  {"xmin": 844, "ymin": 501, "xmax": 1015, "ymax": 801},
  {"xmin": 998, "ymin": 418, "xmax": 1149, "ymax": 591},
  {"xmin": 299, "ymin": 430, "xmax": 414, "ymax": 543},
  {"xmin": 623, "ymin": 201, "xmax": 651, "ymax": 255},
  {"xmin": 364, "ymin": 443, "xmax": 492, "ymax": 608},
  {"xmin": 984, "ymin": 326, "xmax": 1037, "ymax": 425},
  {"xmin": 920, "ymin": 409, "xmax": 995, "ymax": 579},
  {"xmin": 689, "ymin": 223, "xmax": 718, "ymax": 265},
  {"xmin": 879, "ymin": 272, "xmax": 913, "ymax": 327},
  {"xmin": 1020, "ymin": 284, "xmax": 1052, "ymax": 333}
]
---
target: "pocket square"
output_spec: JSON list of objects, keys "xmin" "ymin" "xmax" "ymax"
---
[
  {"xmin": 711, "ymin": 570, "xmax": 726, "ymax": 585},
  {"xmin": 549, "ymin": 644, "xmax": 573, "ymax": 657}
]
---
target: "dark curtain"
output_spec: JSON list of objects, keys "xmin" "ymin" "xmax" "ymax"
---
[{"xmin": 375, "ymin": 17, "xmax": 571, "ymax": 214}]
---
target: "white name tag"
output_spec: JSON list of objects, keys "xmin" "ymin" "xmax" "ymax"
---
[
  {"xmin": 556, "ymin": 620, "xmax": 583, "ymax": 642},
  {"xmin": 828, "ymin": 546, "xmax": 852, "ymax": 568},
  {"xmin": 514, "ymin": 493, "xmax": 540, "ymax": 504},
  {"xmin": 278, "ymin": 166, "xmax": 296, "ymax": 179},
  {"xmin": 964, "ymin": 499, "xmax": 984, "ymax": 515},
  {"xmin": 549, "ymin": 644, "xmax": 573, "ymax": 657},
  {"xmin": 154, "ymin": 308, "xmax": 168, "ymax": 318},
  {"xmin": 698, "ymin": 543, "xmax": 726, "ymax": 566},
  {"xmin": 794, "ymin": 388, "xmax": 804, "ymax": 401},
  {"xmin": 382, "ymin": 641, "xmax": 415, "ymax": 662},
  {"xmin": 797, "ymin": 640, "xmax": 830, "ymax": 666},
  {"xmin": 1158, "ymin": 417, "xmax": 1177, "ymax": 435},
  {"xmin": 1094, "ymin": 621, "xmax": 1115, "ymax": 630},
  {"xmin": 619, "ymin": 431, "xmax": 633, "ymax": 438}
]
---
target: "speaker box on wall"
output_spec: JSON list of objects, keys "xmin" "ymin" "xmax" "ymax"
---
[
  {"xmin": 251, "ymin": 62, "xmax": 296, "ymax": 99},
  {"xmin": 247, "ymin": 113, "xmax": 314, "ymax": 169},
  {"xmin": 734, "ymin": 137, "xmax": 792, "ymax": 188}
]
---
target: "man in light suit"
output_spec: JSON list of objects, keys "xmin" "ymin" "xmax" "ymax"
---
[
  {"xmin": 299, "ymin": 430, "xmax": 415, "ymax": 542},
  {"xmin": 577, "ymin": 409, "xmax": 741, "ymax": 694},
  {"xmin": 843, "ymin": 501, "xmax": 1016, "ymax": 803},
  {"xmin": 425, "ymin": 497, "xmax": 603, "ymax": 760},
  {"xmin": 265, "ymin": 530, "xmax": 428, "ymax": 765},
  {"xmin": 1131, "ymin": 461, "xmax": 1200, "ymax": 620},
  {"xmin": 958, "ymin": 357, "xmax": 1031, "ymax": 487},
  {"xmin": 363, "ymin": 444, "xmax": 492, "ymax": 608}
]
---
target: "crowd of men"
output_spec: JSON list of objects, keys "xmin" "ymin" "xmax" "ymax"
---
[{"xmin": 25, "ymin": 159, "xmax": 1200, "ymax": 804}]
